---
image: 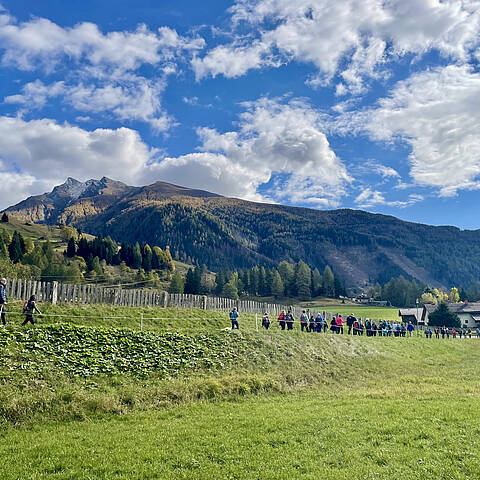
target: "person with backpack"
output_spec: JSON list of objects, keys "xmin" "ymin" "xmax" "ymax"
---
[
  {"xmin": 0, "ymin": 277, "xmax": 7, "ymax": 326},
  {"xmin": 300, "ymin": 310, "xmax": 308, "ymax": 332},
  {"xmin": 365, "ymin": 319, "xmax": 371, "ymax": 337},
  {"xmin": 22, "ymin": 295, "xmax": 42, "ymax": 326},
  {"xmin": 308, "ymin": 314, "xmax": 316, "ymax": 333},
  {"xmin": 261, "ymin": 312, "xmax": 270, "ymax": 330},
  {"xmin": 229, "ymin": 307, "xmax": 239, "ymax": 329},
  {"xmin": 278, "ymin": 310, "xmax": 286, "ymax": 330},
  {"xmin": 286, "ymin": 310, "xmax": 295, "ymax": 330},
  {"xmin": 346, "ymin": 314, "xmax": 356, "ymax": 335},
  {"xmin": 315, "ymin": 312, "xmax": 323, "ymax": 332}
]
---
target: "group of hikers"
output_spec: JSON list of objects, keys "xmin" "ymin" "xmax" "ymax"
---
[
  {"xmin": 229, "ymin": 307, "xmax": 480, "ymax": 338},
  {"xmin": 0, "ymin": 277, "xmax": 42, "ymax": 326}
]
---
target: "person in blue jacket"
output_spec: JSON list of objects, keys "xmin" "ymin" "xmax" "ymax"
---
[{"xmin": 229, "ymin": 307, "xmax": 239, "ymax": 329}]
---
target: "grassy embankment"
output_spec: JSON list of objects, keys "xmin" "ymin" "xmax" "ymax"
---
[{"xmin": 0, "ymin": 303, "xmax": 478, "ymax": 479}]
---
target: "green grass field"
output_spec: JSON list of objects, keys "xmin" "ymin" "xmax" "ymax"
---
[
  {"xmin": 311, "ymin": 305, "xmax": 400, "ymax": 322},
  {"xmin": 0, "ymin": 304, "xmax": 478, "ymax": 479}
]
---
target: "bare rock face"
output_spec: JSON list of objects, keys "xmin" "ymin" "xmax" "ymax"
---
[{"xmin": 6, "ymin": 177, "xmax": 135, "ymax": 224}]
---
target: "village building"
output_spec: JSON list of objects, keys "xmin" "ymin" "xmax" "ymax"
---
[
  {"xmin": 398, "ymin": 307, "xmax": 427, "ymax": 325},
  {"xmin": 399, "ymin": 303, "xmax": 480, "ymax": 328},
  {"xmin": 424, "ymin": 303, "xmax": 480, "ymax": 329}
]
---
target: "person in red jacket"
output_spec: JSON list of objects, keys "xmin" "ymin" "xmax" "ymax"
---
[
  {"xmin": 278, "ymin": 310, "xmax": 286, "ymax": 330},
  {"xmin": 336, "ymin": 315, "xmax": 344, "ymax": 334}
]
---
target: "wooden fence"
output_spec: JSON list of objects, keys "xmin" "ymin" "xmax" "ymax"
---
[{"xmin": 4, "ymin": 278, "xmax": 308, "ymax": 316}]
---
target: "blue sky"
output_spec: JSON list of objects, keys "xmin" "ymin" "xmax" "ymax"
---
[{"xmin": 0, "ymin": 1, "xmax": 480, "ymax": 229}]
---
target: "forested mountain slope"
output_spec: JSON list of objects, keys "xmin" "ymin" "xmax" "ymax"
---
[{"xmin": 7, "ymin": 178, "xmax": 480, "ymax": 288}]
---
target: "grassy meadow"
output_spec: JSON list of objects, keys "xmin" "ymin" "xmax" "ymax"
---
[
  {"xmin": 0, "ymin": 303, "xmax": 478, "ymax": 479},
  {"xmin": 310, "ymin": 305, "xmax": 401, "ymax": 322}
]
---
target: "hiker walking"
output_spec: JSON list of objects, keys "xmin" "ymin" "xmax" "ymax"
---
[
  {"xmin": 22, "ymin": 295, "xmax": 42, "ymax": 326},
  {"xmin": 286, "ymin": 310, "xmax": 295, "ymax": 330},
  {"xmin": 336, "ymin": 315, "xmax": 344, "ymax": 334},
  {"xmin": 346, "ymin": 314, "xmax": 356, "ymax": 335},
  {"xmin": 407, "ymin": 323, "xmax": 414, "ymax": 337},
  {"xmin": 229, "ymin": 307, "xmax": 239, "ymax": 329},
  {"xmin": 308, "ymin": 314, "xmax": 315, "ymax": 333},
  {"xmin": 0, "ymin": 277, "xmax": 6, "ymax": 325},
  {"xmin": 300, "ymin": 310, "xmax": 308, "ymax": 332},
  {"xmin": 278, "ymin": 310, "xmax": 286, "ymax": 330},
  {"xmin": 261, "ymin": 312, "xmax": 270, "ymax": 330},
  {"xmin": 365, "ymin": 318, "xmax": 371, "ymax": 336}
]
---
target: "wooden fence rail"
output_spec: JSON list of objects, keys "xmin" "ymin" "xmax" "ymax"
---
[{"xmin": 4, "ymin": 278, "xmax": 311, "ymax": 316}]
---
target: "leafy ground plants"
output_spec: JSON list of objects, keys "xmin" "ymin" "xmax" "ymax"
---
[{"xmin": 0, "ymin": 304, "xmax": 479, "ymax": 478}]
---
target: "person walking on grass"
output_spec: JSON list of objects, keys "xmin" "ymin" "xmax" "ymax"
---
[
  {"xmin": 0, "ymin": 277, "xmax": 7, "ymax": 326},
  {"xmin": 261, "ymin": 312, "xmax": 270, "ymax": 330},
  {"xmin": 300, "ymin": 310, "xmax": 308, "ymax": 332},
  {"xmin": 286, "ymin": 310, "xmax": 295, "ymax": 331},
  {"xmin": 229, "ymin": 307, "xmax": 239, "ymax": 330},
  {"xmin": 278, "ymin": 310, "xmax": 286, "ymax": 330},
  {"xmin": 308, "ymin": 314, "xmax": 315, "ymax": 333},
  {"xmin": 407, "ymin": 322, "xmax": 414, "ymax": 337},
  {"xmin": 346, "ymin": 313, "xmax": 356, "ymax": 335},
  {"xmin": 336, "ymin": 314, "xmax": 344, "ymax": 334},
  {"xmin": 22, "ymin": 295, "xmax": 42, "ymax": 326}
]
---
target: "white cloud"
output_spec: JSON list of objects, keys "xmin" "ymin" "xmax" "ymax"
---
[
  {"xmin": 355, "ymin": 188, "xmax": 423, "ymax": 208},
  {"xmin": 0, "ymin": 10, "xmax": 205, "ymax": 130},
  {"xmin": 149, "ymin": 97, "xmax": 351, "ymax": 206},
  {"xmin": 346, "ymin": 65, "xmax": 480, "ymax": 196},
  {"xmin": 194, "ymin": 0, "xmax": 480, "ymax": 92},
  {"xmin": 6, "ymin": 77, "xmax": 171, "ymax": 130},
  {"xmin": 0, "ymin": 15, "xmax": 204, "ymax": 72},
  {"xmin": 0, "ymin": 116, "xmax": 154, "ymax": 207},
  {"xmin": 0, "ymin": 99, "xmax": 349, "ymax": 209}
]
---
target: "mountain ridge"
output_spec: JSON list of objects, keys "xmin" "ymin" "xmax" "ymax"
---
[{"xmin": 5, "ymin": 178, "xmax": 480, "ymax": 288}]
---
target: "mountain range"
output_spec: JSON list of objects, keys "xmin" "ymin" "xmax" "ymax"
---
[{"xmin": 5, "ymin": 177, "xmax": 480, "ymax": 289}]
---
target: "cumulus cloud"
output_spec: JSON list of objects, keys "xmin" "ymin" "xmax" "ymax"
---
[
  {"xmin": 344, "ymin": 65, "xmax": 480, "ymax": 196},
  {"xmin": 148, "ymin": 97, "xmax": 351, "ymax": 206},
  {"xmin": 0, "ymin": 98, "xmax": 349, "ymax": 209},
  {"xmin": 194, "ymin": 0, "xmax": 480, "ymax": 93},
  {"xmin": 0, "ymin": 15, "xmax": 204, "ymax": 72},
  {"xmin": 0, "ymin": 116, "xmax": 154, "ymax": 207},
  {"xmin": 0, "ymin": 10, "xmax": 205, "ymax": 130},
  {"xmin": 6, "ymin": 76, "xmax": 171, "ymax": 131},
  {"xmin": 355, "ymin": 188, "xmax": 423, "ymax": 208}
]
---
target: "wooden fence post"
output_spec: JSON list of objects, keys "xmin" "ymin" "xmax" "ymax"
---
[{"xmin": 52, "ymin": 281, "xmax": 58, "ymax": 305}]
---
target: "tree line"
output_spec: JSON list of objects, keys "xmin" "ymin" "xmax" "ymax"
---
[
  {"xmin": 169, "ymin": 261, "xmax": 347, "ymax": 300},
  {"xmin": 0, "ymin": 227, "xmax": 175, "ymax": 284}
]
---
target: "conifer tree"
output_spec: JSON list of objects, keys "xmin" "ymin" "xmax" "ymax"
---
[
  {"xmin": 0, "ymin": 235, "xmax": 8, "ymax": 260},
  {"xmin": 295, "ymin": 260, "xmax": 312, "ymax": 299},
  {"xmin": 322, "ymin": 265, "xmax": 335, "ymax": 297},
  {"xmin": 132, "ymin": 242, "xmax": 142, "ymax": 269},
  {"xmin": 169, "ymin": 272, "xmax": 185, "ymax": 293},
  {"xmin": 184, "ymin": 268, "xmax": 196, "ymax": 294},
  {"xmin": 8, "ymin": 231, "xmax": 25, "ymax": 263},
  {"xmin": 66, "ymin": 237, "xmax": 76, "ymax": 258},
  {"xmin": 311, "ymin": 268, "xmax": 322, "ymax": 297},
  {"xmin": 142, "ymin": 244, "xmax": 153, "ymax": 272},
  {"xmin": 271, "ymin": 270, "xmax": 284, "ymax": 298},
  {"xmin": 222, "ymin": 280, "xmax": 239, "ymax": 300}
]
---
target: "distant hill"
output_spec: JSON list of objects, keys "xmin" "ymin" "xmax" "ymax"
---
[{"xmin": 6, "ymin": 177, "xmax": 480, "ymax": 288}]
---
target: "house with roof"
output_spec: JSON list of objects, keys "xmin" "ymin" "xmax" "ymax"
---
[
  {"xmin": 399, "ymin": 303, "xmax": 480, "ymax": 328},
  {"xmin": 398, "ymin": 307, "xmax": 427, "ymax": 325},
  {"xmin": 424, "ymin": 303, "xmax": 480, "ymax": 329}
]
